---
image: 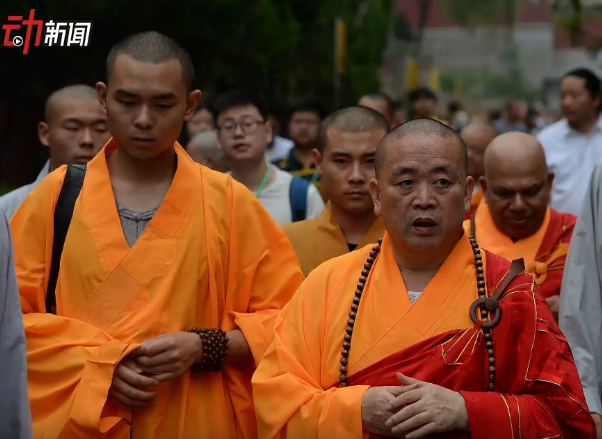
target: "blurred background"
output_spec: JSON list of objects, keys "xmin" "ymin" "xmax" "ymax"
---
[{"xmin": 0, "ymin": 0, "xmax": 599, "ymax": 192}]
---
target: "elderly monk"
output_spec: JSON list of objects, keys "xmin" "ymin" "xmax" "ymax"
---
[
  {"xmin": 0, "ymin": 85, "xmax": 109, "ymax": 219},
  {"xmin": 11, "ymin": 31, "xmax": 303, "ymax": 439},
  {"xmin": 283, "ymin": 106, "xmax": 387, "ymax": 276},
  {"xmin": 463, "ymin": 132, "xmax": 576, "ymax": 319},
  {"xmin": 186, "ymin": 130, "xmax": 228, "ymax": 172},
  {"xmin": 460, "ymin": 122, "xmax": 496, "ymax": 220},
  {"xmin": 253, "ymin": 118, "xmax": 594, "ymax": 439}
]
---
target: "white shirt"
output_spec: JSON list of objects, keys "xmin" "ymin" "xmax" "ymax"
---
[
  {"xmin": 265, "ymin": 136, "xmax": 294, "ymax": 163},
  {"xmin": 257, "ymin": 165, "xmax": 324, "ymax": 226},
  {"xmin": 538, "ymin": 117, "xmax": 602, "ymax": 216},
  {"xmin": 0, "ymin": 160, "xmax": 49, "ymax": 220}
]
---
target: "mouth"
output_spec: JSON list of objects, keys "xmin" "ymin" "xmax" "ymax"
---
[
  {"xmin": 345, "ymin": 190, "xmax": 368, "ymax": 198},
  {"xmin": 131, "ymin": 137, "xmax": 155, "ymax": 145},
  {"xmin": 411, "ymin": 217, "xmax": 438, "ymax": 235},
  {"xmin": 233, "ymin": 143, "xmax": 251, "ymax": 152},
  {"xmin": 73, "ymin": 156, "xmax": 94, "ymax": 163},
  {"xmin": 506, "ymin": 217, "xmax": 529, "ymax": 225}
]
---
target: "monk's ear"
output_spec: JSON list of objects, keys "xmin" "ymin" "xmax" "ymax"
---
[
  {"xmin": 38, "ymin": 122, "xmax": 49, "ymax": 147},
  {"xmin": 547, "ymin": 171, "xmax": 555, "ymax": 189},
  {"xmin": 465, "ymin": 175, "xmax": 475, "ymax": 212},
  {"xmin": 313, "ymin": 149, "xmax": 323, "ymax": 173},
  {"xmin": 96, "ymin": 82, "xmax": 107, "ymax": 114},
  {"xmin": 369, "ymin": 178, "xmax": 382, "ymax": 216},
  {"xmin": 184, "ymin": 90, "xmax": 202, "ymax": 122}
]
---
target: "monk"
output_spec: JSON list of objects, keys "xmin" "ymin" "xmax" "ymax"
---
[
  {"xmin": 11, "ymin": 31, "xmax": 303, "ymax": 439},
  {"xmin": 283, "ymin": 106, "xmax": 388, "ymax": 276},
  {"xmin": 463, "ymin": 132, "xmax": 576, "ymax": 319},
  {"xmin": 253, "ymin": 118, "xmax": 594, "ymax": 439},
  {"xmin": 0, "ymin": 85, "xmax": 109, "ymax": 219},
  {"xmin": 186, "ymin": 130, "xmax": 228, "ymax": 172},
  {"xmin": 460, "ymin": 122, "xmax": 495, "ymax": 219}
]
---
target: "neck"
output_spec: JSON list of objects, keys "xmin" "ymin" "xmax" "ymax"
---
[
  {"xmin": 331, "ymin": 204, "xmax": 377, "ymax": 245},
  {"xmin": 293, "ymin": 144, "xmax": 315, "ymax": 166},
  {"xmin": 570, "ymin": 114, "xmax": 599, "ymax": 135},
  {"xmin": 230, "ymin": 159, "xmax": 270, "ymax": 192},
  {"xmin": 108, "ymin": 146, "xmax": 176, "ymax": 184},
  {"xmin": 391, "ymin": 236, "xmax": 459, "ymax": 291}
]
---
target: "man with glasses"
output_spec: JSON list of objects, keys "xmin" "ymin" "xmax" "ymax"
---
[{"xmin": 215, "ymin": 90, "xmax": 325, "ymax": 226}]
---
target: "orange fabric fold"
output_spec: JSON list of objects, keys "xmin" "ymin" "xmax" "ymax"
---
[
  {"xmin": 253, "ymin": 234, "xmax": 480, "ymax": 439},
  {"xmin": 11, "ymin": 139, "xmax": 304, "ymax": 439},
  {"xmin": 282, "ymin": 202, "xmax": 385, "ymax": 276}
]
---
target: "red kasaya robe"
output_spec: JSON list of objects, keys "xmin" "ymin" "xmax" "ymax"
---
[{"xmin": 253, "ymin": 233, "xmax": 594, "ymax": 439}]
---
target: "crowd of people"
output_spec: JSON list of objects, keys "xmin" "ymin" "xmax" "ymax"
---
[{"xmin": 2, "ymin": 30, "xmax": 602, "ymax": 439}]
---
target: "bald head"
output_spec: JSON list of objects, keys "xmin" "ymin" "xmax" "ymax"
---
[
  {"xmin": 44, "ymin": 85, "xmax": 99, "ymax": 123},
  {"xmin": 461, "ymin": 122, "xmax": 496, "ymax": 180},
  {"xmin": 484, "ymin": 132, "xmax": 547, "ymax": 177},
  {"xmin": 317, "ymin": 106, "xmax": 389, "ymax": 152},
  {"xmin": 107, "ymin": 31, "xmax": 194, "ymax": 90},
  {"xmin": 187, "ymin": 131, "xmax": 227, "ymax": 172},
  {"xmin": 375, "ymin": 118, "xmax": 467, "ymax": 178},
  {"xmin": 481, "ymin": 132, "xmax": 552, "ymax": 240}
]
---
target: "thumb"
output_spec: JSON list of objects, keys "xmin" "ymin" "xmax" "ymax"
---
[{"xmin": 397, "ymin": 372, "xmax": 421, "ymax": 386}]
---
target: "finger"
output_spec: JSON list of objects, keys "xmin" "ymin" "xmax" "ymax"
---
[
  {"xmin": 112, "ymin": 376, "xmax": 157, "ymax": 402},
  {"xmin": 116, "ymin": 365, "xmax": 160, "ymax": 388},
  {"xmin": 396, "ymin": 372, "xmax": 422, "ymax": 386},
  {"xmin": 387, "ymin": 383, "xmax": 421, "ymax": 399},
  {"xmin": 150, "ymin": 372, "xmax": 181, "ymax": 382},
  {"xmin": 405, "ymin": 421, "xmax": 439, "ymax": 439},
  {"xmin": 139, "ymin": 336, "xmax": 171, "ymax": 357},
  {"xmin": 390, "ymin": 411, "xmax": 430, "ymax": 436},
  {"xmin": 138, "ymin": 362, "xmax": 179, "ymax": 375},
  {"xmin": 137, "ymin": 351, "xmax": 174, "ymax": 368},
  {"xmin": 108, "ymin": 387, "xmax": 153, "ymax": 410},
  {"xmin": 386, "ymin": 388, "xmax": 423, "ymax": 412},
  {"xmin": 386, "ymin": 400, "xmax": 426, "ymax": 428},
  {"xmin": 121, "ymin": 358, "xmax": 144, "ymax": 374}
]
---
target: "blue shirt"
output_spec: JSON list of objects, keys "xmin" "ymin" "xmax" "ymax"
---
[{"xmin": 538, "ymin": 117, "xmax": 602, "ymax": 216}]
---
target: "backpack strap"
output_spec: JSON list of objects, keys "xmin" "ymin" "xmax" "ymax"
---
[
  {"xmin": 46, "ymin": 164, "xmax": 86, "ymax": 314},
  {"xmin": 289, "ymin": 176, "xmax": 309, "ymax": 223}
]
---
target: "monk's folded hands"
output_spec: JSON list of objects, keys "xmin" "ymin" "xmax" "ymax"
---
[
  {"xmin": 108, "ymin": 357, "xmax": 160, "ymax": 411},
  {"xmin": 136, "ymin": 331, "xmax": 203, "ymax": 382},
  {"xmin": 384, "ymin": 373, "xmax": 469, "ymax": 438},
  {"xmin": 361, "ymin": 385, "xmax": 407, "ymax": 435}
]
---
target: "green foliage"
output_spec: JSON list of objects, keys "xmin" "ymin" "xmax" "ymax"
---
[
  {"xmin": 439, "ymin": 0, "xmax": 523, "ymax": 27},
  {"xmin": 0, "ymin": 0, "xmax": 392, "ymax": 110}
]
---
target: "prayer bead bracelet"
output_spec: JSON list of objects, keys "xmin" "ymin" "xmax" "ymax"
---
[{"xmin": 187, "ymin": 327, "xmax": 229, "ymax": 372}]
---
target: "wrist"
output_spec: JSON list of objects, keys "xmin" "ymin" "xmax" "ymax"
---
[
  {"xmin": 187, "ymin": 327, "xmax": 229, "ymax": 371},
  {"xmin": 454, "ymin": 392, "xmax": 470, "ymax": 431}
]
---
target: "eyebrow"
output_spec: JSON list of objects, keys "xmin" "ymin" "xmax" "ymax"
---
[
  {"xmin": 329, "ymin": 151, "xmax": 376, "ymax": 158},
  {"xmin": 114, "ymin": 89, "xmax": 177, "ymax": 100},
  {"xmin": 494, "ymin": 183, "xmax": 542, "ymax": 192},
  {"xmin": 62, "ymin": 118, "xmax": 107, "ymax": 125},
  {"xmin": 391, "ymin": 165, "xmax": 455, "ymax": 176}
]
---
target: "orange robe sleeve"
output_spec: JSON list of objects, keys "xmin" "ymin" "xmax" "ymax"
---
[
  {"xmin": 252, "ymin": 264, "xmax": 369, "ymax": 439},
  {"xmin": 11, "ymin": 168, "xmax": 139, "ymax": 438}
]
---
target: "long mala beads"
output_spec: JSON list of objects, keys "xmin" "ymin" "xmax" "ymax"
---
[{"xmin": 339, "ymin": 237, "xmax": 497, "ymax": 392}]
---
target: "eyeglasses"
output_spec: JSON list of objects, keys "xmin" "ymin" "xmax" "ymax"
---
[{"xmin": 218, "ymin": 118, "xmax": 264, "ymax": 137}]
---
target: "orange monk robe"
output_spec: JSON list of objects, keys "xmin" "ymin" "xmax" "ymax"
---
[
  {"xmin": 465, "ymin": 186, "xmax": 483, "ymax": 220},
  {"xmin": 11, "ymin": 140, "xmax": 304, "ymax": 439},
  {"xmin": 252, "ymin": 233, "xmax": 594, "ymax": 439},
  {"xmin": 282, "ymin": 202, "xmax": 385, "ymax": 276},
  {"xmin": 463, "ymin": 202, "xmax": 576, "ymax": 298}
]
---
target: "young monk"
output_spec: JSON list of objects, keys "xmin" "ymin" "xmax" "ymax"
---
[
  {"xmin": 11, "ymin": 31, "xmax": 303, "ymax": 439},
  {"xmin": 464, "ymin": 132, "xmax": 576, "ymax": 319},
  {"xmin": 253, "ymin": 118, "xmax": 594, "ymax": 439},
  {"xmin": 283, "ymin": 106, "xmax": 387, "ymax": 276}
]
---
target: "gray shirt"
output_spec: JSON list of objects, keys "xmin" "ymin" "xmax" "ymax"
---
[
  {"xmin": 0, "ymin": 212, "xmax": 33, "ymax": 438},
  {"xmin": 560, "ymin": 158, "xmax": 602, "ymax": 415},
  {"xmin": 0, "ymin": 161, "xmax": 49, "ymax": 220},
  {"xmin": 117, "ymin": 203, "xmax": 158, "ymax": 247}
]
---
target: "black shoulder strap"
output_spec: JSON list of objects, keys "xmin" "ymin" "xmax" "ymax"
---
[
  {"xmin": 289, "ymin": 176, "xmax": 309, "ymax": 223},
  {"xmin": 46, "ymin": 164, "xmax": 86, "ymax": 314}
]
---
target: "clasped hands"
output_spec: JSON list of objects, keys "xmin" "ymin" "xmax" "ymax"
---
[
  {"xmin": 362, "ymin": 373, "xmax": 469, "ymax": 438},
  {"xmin": 108, "ymin": 331, "xmax": 202, "ymax": 411}
]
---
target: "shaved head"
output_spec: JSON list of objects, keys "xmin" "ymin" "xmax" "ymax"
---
[
  {"xmin": 375, "ymin": 118, "xmax": 467, "ymax": 178},
  {"xmin": 481, "ymin": 132, "xmax": 552, "ymax": 240},
  {"xmin": 461, "ymin": 122, "xmax": 496, "ymax": 180},
  {"xmin": 186, "ymin": 131, "xmax": 227, "ymax": 172},
  {"xmin": 484, "ymin": 132, "xmax": 547, "ymax": 177},
  {"xmin": 317, "ymin": 106, "xmax": 389, "ymax": 152},
  {"xmin": 44, "ymin": 85, "xmax": 98, "ymax": 123},
  {"xmin": 106, "ymin": 31, "xmax": 194, "ymax": 90}
]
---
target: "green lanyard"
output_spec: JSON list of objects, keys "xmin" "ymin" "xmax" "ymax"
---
[
  {"xmin": 254, "ymin": 167, "xmax": 271, "ymax": 199},
  {"xmin": 309, "ymin": 172, "xmax": 320, "ymax": 185}
]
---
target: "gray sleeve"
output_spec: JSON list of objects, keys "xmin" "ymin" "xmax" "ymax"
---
[
  {"xmin": 560, "ymin": 160, "xmax": 602, "ymax": 415},
  {"xmin": 0, "ymin": 212, "xmax": 33, "ymax": 438}
]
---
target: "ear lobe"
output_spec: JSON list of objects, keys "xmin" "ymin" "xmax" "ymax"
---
[
  {"xmin": 96, "ymin": 82, "xmax": 107, "ymax": 113},
  {"xmin": 369, "ymin": 178, "xmax": 382, "ymax": 216},
  {"xmin": 38, "ymin": 122, "xmax": 49, "ymax": 147},
  {"xmin": 313, "ymin": 149, "xmax": 323, "ymax": 173},
  {"xmin": 184, "ymin": 90, "xmax": 202, "ymax": 121}
]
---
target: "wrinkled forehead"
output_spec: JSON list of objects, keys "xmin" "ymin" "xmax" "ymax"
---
[
  {"xmin": 109, "ymin": 55, "xmax": 187, "ymax": 97},
  {"xmin": 378, "ymin": 133, "xmax": 465, "ymax": 176}
]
